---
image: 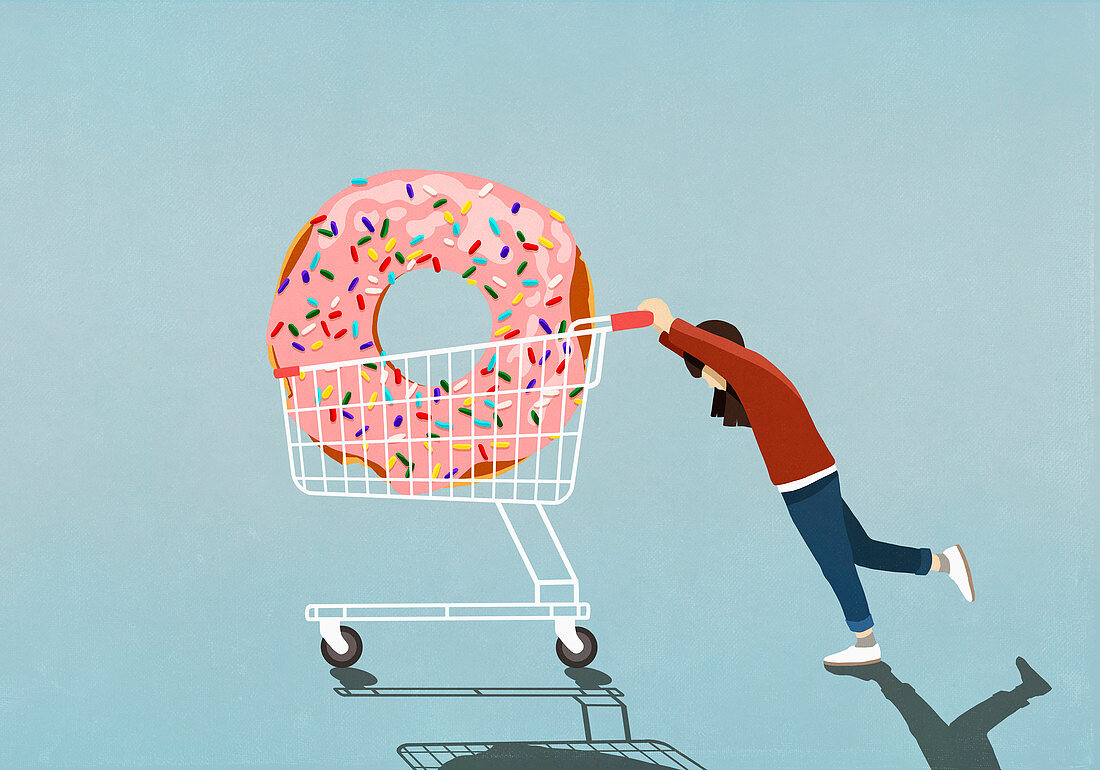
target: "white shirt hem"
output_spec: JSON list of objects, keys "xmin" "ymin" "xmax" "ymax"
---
[{"xmin": 775, "ymin": 465, "xmax": 837, "ymax": 493}]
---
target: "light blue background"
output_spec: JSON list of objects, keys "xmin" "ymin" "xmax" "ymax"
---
[{"xmin": 0, "ymin": 2, "xmax": 1093, "ymax": 768}]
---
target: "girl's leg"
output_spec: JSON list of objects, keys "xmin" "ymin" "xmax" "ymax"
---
[
  {"xmin": 783, "ymin": 475, "xmax": 873, "ymax": 633},
  {"xmin": 842, "ymin": 499, "xmax": 933, "ymax": 575}
]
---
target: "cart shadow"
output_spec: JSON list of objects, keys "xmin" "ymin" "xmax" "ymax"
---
[
  {"xmin": 328, "ymin": 667, "xmax": 706, "ymax": 769},
  {"xmin": 826, "ymin": 656, "xmax": 1052, "ymax": 770}
]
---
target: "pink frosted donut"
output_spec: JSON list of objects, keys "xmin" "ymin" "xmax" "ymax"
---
[{"xmin": 267, "ymin": 170, "xmax": 595, "ymax": 495}]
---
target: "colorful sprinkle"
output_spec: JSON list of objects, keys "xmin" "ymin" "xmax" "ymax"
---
[
  {"xmin": 444, "ymin": 211, "xmax": 455, "ymax": 224},
  {"xmin": 367, "ymin": 248, "xmax": 379, "ymax": 261},
  {"xmin": 569, "ymin": 387, "xmax": 583, "ymax": 397},
  {"xmin": 452, "ymin": 222, "xmax": 460, "ymax": 236},
  {"xmin": 309, "ymin": 214, "xmax": 327, "ymax": 225},
  {"xmin": 539, "ymin": 319, "xmax": 553, "ymax": 335},
  {"xmin": 472, "ymin": 257, "xmax": 488, "ymax": 265},
  {"xmin": 309, "ymin": 252, "xmax": 321, "ymax": 270},
  {"xmin": 362, "ymin": 216, "xmax": 375, "ymax": 232},
  {"xmin": 516, "ymin": 261, "xmax": 528, "ymax": 275},
  {"xmin": 388, "ymin": 272, "xmax": 396, "ymax": 284},
  {"xmin": 458, "ymin": 407, "xmax": 473, "ymax": 416},
  {"xmin": 394, "ymin": 251, "xmax": 405, "ymax": 264},
  {"xmin": 462, "ymin": 267, "xmax": 476, "ymax": 278},
  {"xmin": 321, "ymin": 386, "xmax": 334, "ymax": 401},
  {"xmin": 348, "ymin": 277, "xmax": 359, "ymax": 291},
  {"xmin": 511, "ymin": 202, "xmax": 521, "ymax": 214},
  {"xmin": 351, "ymin": 178, "xmax": 368, "ymax": 185},
  {"xmin": 497, "ymin": 310, "xmax": 512, "ymax": 321},
  {"xmin": 270, "ymin": 321, "xmax": 284, "ymax": 337},
  {"xmin": 301, "ymin": 270, "xmax": 310, "ymax": 283},
  {"xmin": 355, "ymin": 427, "xmax": 367, "ymax": 437},
  {"xmin": 394, "ymin": 414, "xmax": 403, "ymax": 428},
  {"xmin": 548, "ymin": 274, "xmax": 564, "ymax": 289},
  {"xmin": 311, "ymin": 340, "xmax": 323, "ymax": 350},
  {"xmin": 305, "ymin": 309, "xmax": 320, "ymax": 319},
  {"xmin": 545, "ymin": 295, "xmax": 563, "ymax": 306},
  {"xmin": 503, "ymin": 329, "xmax": 521, "ymax": 339},
  {"xmin": 342, "ymin": 409, "xmax": 354, "ymax": 420},
  {"xmin": 468, "ymin": 239, "xmax": 482, "ymax": 254},
  {"xmin": 484, "ymin": 285, "xmax": 499, "ymax": 299},
  {"xmin": 317, "ymin": 228, "xmax": 334, "ymax": 237},
  {"xmin": 522, "ymin": 242, "xmax": 538, "ymax": 251},
  {"xmin": 360, "ymin": 341, "xmax": 373, "ymax": 350},
  {"xmin": 538, "ymin": 236, "xmax": 553, "ymax": 249},
  {"xmin": 549, "ymin": 209, "xmax": 564, "ymax": 222},
  {"xmin": 492, "ymin": 276, "xmax": 507, "ymax": 288},
  {"xmin": 434, "ymin": 421, "xmax": 451, "ymax": 430},
  {"xmin": 522, "ymin": 279, "xmax": 538, "ymax": 287},
  {"xmin": 512, "ymin": 293, "xmax": 524, "ymax": 305},
  {"xmin": 277, "ymin": 278, "xmax": 289, "ymax": 294},
  {"xmin": 395, "ymin": 452, "xmax": 409, "ymax": 466},
  {"xmin": 460, "ymin": 200, "xmax": 472, "ymax": 215},
  {"xmin": 489, "ymin": 217, "xmax": 500, "ymax": 235},
  {"xmin": 292, "ymin": 342, "xmax": 305, "ymax": 351},
  {"xmin": 406, "ymin": 183, "xmax": 414, "ymax": 198},
  {"xmin": 526, "ymin": 379, "xmax": 536, "ymax": 390},
  {"xmin": 493, "ymin": 325, "xmax": 510, "ymax": 337},
  {"xmin": 287, "ymin": 323, "xmax": 299, "ymax": 336},
  {"xmin": 530, "ymin": 410, "xmax": 540, "ymax": 425},
  {"xmin": 500, "ymin": 246, "xmax": 510, "ymax": 259},
  {"xmin": 330, "ymin": 221, "xmax": 339, "ymax": 236},
  {"xmin": 357, "ymin": 294, "xmax": 366, "ymax": 310},
  {"xmin": 516, "ymin": 231, "xmax": 526, "ymax": 242},
  {"xmin": 342, "ymin": 391, "xmax": 352, "ymax": 405},
  {"xmin": 498, "ymin": 371, "xmax": 512, "ymax": 382},
  {"xmin": 307, "ymin": 298, "xmax": 318, "ymax": 306},
  {"xmin": 380, "ymin": 218, "xmax": 390, "ymax": 238},
  {"xmin": 432, "ymin": 198, "xmax": 447, "ymax": 208},
  {"xmin": 441, "ymin": 379, "xmax": 450, "ymax": 392},
  {"xmin": 474, "ymin": 418, "xmax": 491, "ymax": 428},
  {"xmin": 410, "ymin": 234, "xmax": 424, "ymax": 246}
]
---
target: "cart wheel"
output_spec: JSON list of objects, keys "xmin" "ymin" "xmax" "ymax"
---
[
  {"xmin": 556, "ymin": 626, "xmax": 597, "ymax": 668},
  {"xmin": 320, "ymin": 625, "xmax": 362, "ymax": 668}
]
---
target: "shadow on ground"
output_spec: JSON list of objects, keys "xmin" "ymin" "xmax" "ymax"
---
[{"xmin": 827, "ymin": 656, "xmax": 1051, "ymax": 770}]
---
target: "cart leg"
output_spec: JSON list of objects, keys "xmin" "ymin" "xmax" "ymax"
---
[
  {"xmin": 555, "ymin": 617, "xmax": 584, "ymax": 655},
  {"xmin": 319, "ymin": 618, "xmax": 349, "ymax": 656}
]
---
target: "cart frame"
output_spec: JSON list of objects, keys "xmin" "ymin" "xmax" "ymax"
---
[{"xmin": 273, "ymin": 311, "xmax": 653, "ymax": 667}]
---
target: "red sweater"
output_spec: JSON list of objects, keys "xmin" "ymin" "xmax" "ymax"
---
[{"xmin": 660, "ymin": 319, "xmax": 835, "ymax": 488}]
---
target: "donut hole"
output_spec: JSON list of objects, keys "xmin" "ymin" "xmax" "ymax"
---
[{"xmin": 376, "ymin": 269, "xmax": 493, "ymax": 383}]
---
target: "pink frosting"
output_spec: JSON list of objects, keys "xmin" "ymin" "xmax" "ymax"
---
[{"xmin": 267, "ymin": 170, "xmax": 591, "ymax": 495}]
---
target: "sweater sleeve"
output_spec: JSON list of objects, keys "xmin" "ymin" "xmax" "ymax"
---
[{"xmin": 666, "ymin": 318, "xmax": 778, "ymax": 388}]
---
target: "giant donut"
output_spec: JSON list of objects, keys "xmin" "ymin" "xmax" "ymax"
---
[{"xmin": 267, "ymin": 170, "xmax": 595, "ymax": 495}]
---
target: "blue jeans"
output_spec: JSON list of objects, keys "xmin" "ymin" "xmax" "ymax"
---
[{"xmin": 781, "ymin": 472, "xmax": 932, "ymax": 633}]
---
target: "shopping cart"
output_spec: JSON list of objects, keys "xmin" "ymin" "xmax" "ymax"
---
[{"xmin": 272, "ymin": 310, "xmax": 653, "ymax": 669}]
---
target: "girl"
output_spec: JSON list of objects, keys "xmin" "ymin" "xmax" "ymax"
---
[{"xmin": 638, "ymin": 298, "xmax": 974, "ymax": 666}]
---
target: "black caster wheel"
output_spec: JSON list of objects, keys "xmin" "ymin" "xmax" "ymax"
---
[
  {"xmin": 556, "ymin": 626, "xmax": 597, "ymax": 668},
  {"xmin": 320, "ymin": 625, "xmax": 363, "ymax": 668}
]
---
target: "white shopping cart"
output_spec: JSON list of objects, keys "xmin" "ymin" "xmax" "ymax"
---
[{"xmin": 272, "ymin": 310, "xmax": 653, "ymax": 669}]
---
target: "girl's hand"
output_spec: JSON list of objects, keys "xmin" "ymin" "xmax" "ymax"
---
[{"xmin": 638, "ymin": 298, "xmax": 673, "ymax": 334}]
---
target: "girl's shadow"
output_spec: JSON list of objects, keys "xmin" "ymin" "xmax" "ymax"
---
[{"xmin": 827, "ymin": 657, "xmax": 1051, "ymax": 770}]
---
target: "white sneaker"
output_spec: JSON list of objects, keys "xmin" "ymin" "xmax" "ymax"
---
[
  {"xmin": 823, "ymin": 643, "xmax": 881, "ymax": 667},
  {"xmin": 943, "ymin": 544, "xmax": 975, "ymax": 602}
]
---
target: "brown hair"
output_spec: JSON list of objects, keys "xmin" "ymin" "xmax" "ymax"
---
[{"xmin": 682, "ymin": 319, "xmax": 751, "ymax": 428}]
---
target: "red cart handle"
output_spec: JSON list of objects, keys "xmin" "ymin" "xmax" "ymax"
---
[
  {"xmin": 609, "ymin": 310, "xmax": 653, "ymax": 331},
  {"xmin": 273, "ymin": 365, "xmax": 300, "ymax": 379}
]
